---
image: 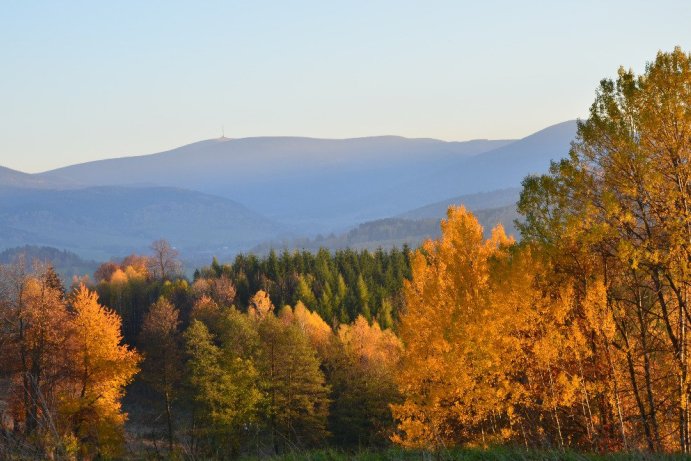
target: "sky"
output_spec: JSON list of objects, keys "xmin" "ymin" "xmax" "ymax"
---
[{"xmin": 1, "ymin": 1, "xmax": 689, "ymax": 173}]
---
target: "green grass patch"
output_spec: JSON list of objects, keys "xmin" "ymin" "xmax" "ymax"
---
[{"xmin": 239, "ymin": 447, "xmax": 691, "ymax": 461}]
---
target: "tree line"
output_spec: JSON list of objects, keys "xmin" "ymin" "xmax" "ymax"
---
[
  {"xmin": 196, "ymin": 246, "xmax": 411, "ymax": 329},
  {"xmin": 1, "ymin": 242, "xmax": 407, "ymax": 458}
]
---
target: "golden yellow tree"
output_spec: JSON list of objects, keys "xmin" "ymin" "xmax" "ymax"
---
[
  {"xmin": 280, "ymin": 300, "xmax": 333, "ymax": 357},
  {"xmin": 249, "ymin": 289, "xmax": 274, "ymax": 319},
  {"xmin": 518, "ymin": 47, "xmax": 691, "ymax": 452},
  {"xmin": 392, "ymin": 206, "xmax": 517, "ymax": 448},
  {"xmin": 330, "ymin": 315, "xmax": 403, "ymax": 446},
  {"xmin": 59, "ymin": 285, "xmax": 140, "ymax": 458}
]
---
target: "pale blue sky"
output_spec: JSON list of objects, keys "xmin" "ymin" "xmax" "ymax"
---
[{"xmin": 1, "ymin": 0, "xmax": 689, "ymax": 173}]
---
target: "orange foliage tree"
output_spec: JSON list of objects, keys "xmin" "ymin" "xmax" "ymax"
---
[
  {"xmin": 59, "ymin": 285, "xmax": 140, "ymax": 458},
  {"xmin": 392, "ymin": 207, "xmax": 520, "ymax": 448}
]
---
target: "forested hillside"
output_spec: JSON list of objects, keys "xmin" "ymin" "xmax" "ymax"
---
[
  {"xmin": 252, "ymin": 204, "xmax": 519, "ymax": 254},
  {"xmin": 196, "ymin": 247, "xmax": 411, "ymax": 327},
  {"xmin": 0, "ymin": 186, "xmax": 282, "ymax": 260},
  {"xmin": 0, "ymin": 245, "xmax": 99, "ymax": 279},
  {"xmin": 398, "ymin": 187, "xmax": 521, "ymax": 220}
]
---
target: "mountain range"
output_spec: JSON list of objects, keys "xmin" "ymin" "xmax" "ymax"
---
[
  {"xmin": 0, "ymin": 120, "xmax": 578, "ymax": 266},
  {"xmin": 40, "ymin": 136, "xmax": 514, "ymax": 231}
]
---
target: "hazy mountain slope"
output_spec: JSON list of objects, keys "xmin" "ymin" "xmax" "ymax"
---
[
  {"xmin": 39, "ymin": 136, "xmax": 513, "ymax": 231},
  {"xmin": 0, "ymin": 165, "xmax": 78, "ymax": 189},
  {"xmin": 251, "ymin": 204, "xmax": 519, "ymax": 254},
  {"xmin": 374, "ymin": 120, "xmax": 577, "ymax": 209},
  {"xmin": 0, "ymin": 186, "xmax": 282, "ymax": 261},
  {"xmin": 0, "ymin": 245, "xmax": 99, "ymax": 280},
  {"xmin": 398, "ymin": 187, "xmax": 522, "ymax": 220}
]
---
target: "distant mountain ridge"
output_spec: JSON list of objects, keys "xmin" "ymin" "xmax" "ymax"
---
[
  {"xmin": 39, "ymin": 135, "xmax": 517, "ymax": 231},
  {"xmin": 376, "ymin": 120, "xmax": 577, "ymax": 208},
  {"xmin": 37, "ymin": 123, "xmax": 575, "ymax": 233}
]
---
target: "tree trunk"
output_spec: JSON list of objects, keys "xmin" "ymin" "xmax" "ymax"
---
[{"xmin": 164, "ymin": 388, "xmax": 174, "ymax": 453}]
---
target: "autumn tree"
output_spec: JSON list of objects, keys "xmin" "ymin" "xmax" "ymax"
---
[
  {"xmin": 0, "ymin": 261, "xmax": 70, "ymax": 454},
  {"xmin": 280, "ymin": 301, "xmax": 333, "ymax": 358},
  {"xmin": 392, "ymin": 207, "xmax": 519, "ymax": 448},
  {"xmin": 59, "ymin": 285, "xmax": 140, "ymax": 458},
  {"xmin": 121, "ymin": 254, "xmax": 151, "ymax": 279},
  {"xmin": 517, "ymin": 47, "xmax": 691, "ymax": 452},
  {"xmin": 19, "ymin": 272, "xmax": 70, "ymax": 437},
  {"xmin": 329, "ymin": 316, "xmax": 403, "ymax": 447},
  {"xmin": 184, "ymin": 306, "xmax": 263, "ymax": 456},
  {"xmin": 95, "ymin": 261, "xmax": 157, "ymax": 343},
  {"xmin": 139, "ymin": 297, "xmax": 182, "ymax": 453},
  {"xmin": 94, "ymin": 261, "xmax": 119, "ymax": 283},
  {"xmin": 249, "ymin": 289, "xmax": 274, "ymax": 319},
  {"xmin": 148, "ymin": 239, "xmax": 182, "ymax": 281},
  {"xmin": 253, "ymin": 292, "xmax": 330, "ymax": 452},
  {"xmin": 0, "ymin": 264, "xmax": 143, "ymax": 458}
]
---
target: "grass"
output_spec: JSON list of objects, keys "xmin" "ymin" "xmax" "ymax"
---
[{"xmin": 238, "ymin": 447, "xmax": 691, "ymax": 461}]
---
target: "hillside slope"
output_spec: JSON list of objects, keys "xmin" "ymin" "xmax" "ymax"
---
[
  {"xmin": 0, "ymin": 165, "xmax": 77, "ymax": 189},
  {"xmin": 371, "ymin": 120, "xmax": 576, "ymax": 210},
  {"xmin": 0, "ymin": 186, "xmax": 282, "ymax": 260},
  {"xmin": 252, "ymin": 204, "xmax": 519, "ymax": 254},
  {"xmin": 0, "ymin": 245, "xmax": 99, "ymax": 280},
  {"xmin": 398, "ymin": 187, "xmax": 522, "ymax": 220}
]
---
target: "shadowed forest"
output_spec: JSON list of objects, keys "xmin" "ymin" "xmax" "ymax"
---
[{"xmin": 1, "ymin": 48, "xmax": 690, "ymax": 460}]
